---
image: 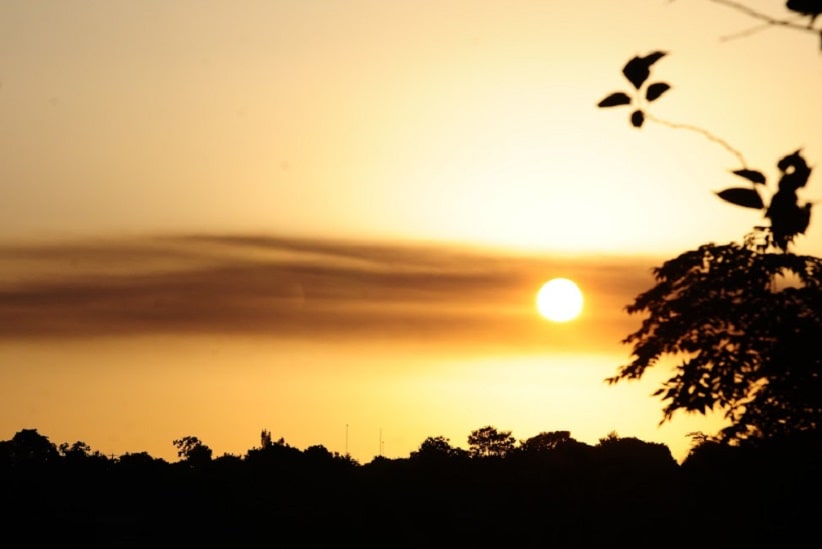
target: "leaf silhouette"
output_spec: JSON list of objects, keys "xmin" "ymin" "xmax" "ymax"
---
[
  {"xmin": 622, "ymin": 51, "xmax": 667, "ymax": 89},
  {"xmin": 731, "ymin": 169, "xmax": 767, "ymax": 185},
  {"xmin": 787, "ymin": 0, "xmax": 822, "ymax": 24},
  {"xmin": 644, "ymin": 51, "xmax": 667, "ymax": 65},
  {"xmin": 777, "ymin": 149, "xmax": 812, "ymax": 190},
  {"xmin": 777, "ymin": 149, "xmax": 809, "ymax": 173},
  {"xmin": 716, "ymin": 187, "xmax": 764, "ymax": 209},
  {"xmin": 646, "ymin": 82, "xmax": 671, "ymax": 102},
  {"xmin": 598, "ymin": 91, "xmax": 632, "ymax": 108},
  {"xmin": 766, "ymin": 188, "xmax": 812, "ymax": 250},
  {"xmin": 630, "ymin": 109, "xmax": 645, "ymax": 128}
]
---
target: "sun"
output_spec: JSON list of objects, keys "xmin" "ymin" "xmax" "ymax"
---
[{"xmin": 536, "ymin": 278, "xmax": 583, "ymax": 322}]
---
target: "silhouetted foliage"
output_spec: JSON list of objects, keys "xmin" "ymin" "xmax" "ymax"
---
[
  {"xmin": 518, "ymin": 430, "xmax": 575, "ymax": 454},
  {"xmin": 596, "ymin": 431, "xmax": 677, "ymax": 469},
  {"xmin": 244, "ymin": 434, "xmax": 302, "ymax": 468},
  {"xmin": 766, "ymin": 150, "xmax": 814, "ymax": 250},
  {"xmin": 303, "ymin": 443, "xmax": 333, "ymax": 461},
  {"xmin": 609, "ymin": 242, "xmax": 822, "ymax": 442},
  {"xmin": 716, "ymin": 186, "xmax": 764, "ymax": 210},
  {"xmin": 467, "ymin": 426, "xmax": 516, "ymax": 458},
  {"xmin": 58, "ymin": 440, "xmax": 92, "ymax": 459},
  {"xmin": 410, "ymin": 435, "xmax": 465, "ymax": 462},
  {"xmin": 117, "ymin": 450, "xmax": 167, "ymax": 469},
  {"xmin": 1, "ymin": 426, "xmax": 820, "ymax": 545},
  {"xmin": 599, "ymin": 18, "xmax": 820, "ymax": 448},
  {"xmin": 259, "ymin": 429, "xmax": 273, "ymax": 449},
  {"xmin": 4, "ymin": 429, "xmax": 59, "ymax": 467},
  {"xmin": 597, "ymin": 50, "xmax": 669, "ymax": 128},
  {"xmin": 599, "ymin": 52, "xmax": 814, "ymax": 252},
  {"xmin": 172, "ymin": 435, "xmax": 213, "ymax": 466},
  {"xmin": 787, "ymin": 0, "xmax": 822, "ymax": 25},
  {"xmin": 712, "ymin": 149, "xmax": 814, "ymax": 251}
]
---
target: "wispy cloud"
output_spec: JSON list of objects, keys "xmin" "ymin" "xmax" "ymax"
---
[{"xmin": 0, "ymin": 234, "xmax": 656, "ymax": 351}]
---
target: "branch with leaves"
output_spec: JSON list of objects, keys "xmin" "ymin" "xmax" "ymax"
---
[
  {"xmin": 609, "ymin": 242, "xmax": 822, "ymax": 441},
  {"xmin": 598, "ymin": 23, "xmax": 822, "ymax": 443},
  {"xmin": 597, "ymin": 52, "xmax": 745, "ymax": 163},
  {"xmin": 597, "ymin": 51, "xmax": 814, "ymax": 251}
]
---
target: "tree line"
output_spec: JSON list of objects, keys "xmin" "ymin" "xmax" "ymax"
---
[{"xmin": 1, "ymin": 426, "xmax": 819, "ymax": 546}]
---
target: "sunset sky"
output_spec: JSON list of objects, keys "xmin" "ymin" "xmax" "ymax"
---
[{"xmin": 1, "ymin": 0, "xmax": 820, "ymax": 462}]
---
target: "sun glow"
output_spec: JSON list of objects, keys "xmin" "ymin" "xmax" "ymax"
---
[{"xmin": 536, "ymin": 278, "xmax": 584, "ymax": 322}]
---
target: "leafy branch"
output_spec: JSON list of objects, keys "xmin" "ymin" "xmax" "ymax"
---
[
  {"xmin": 597, "ymin": 51, "xmax": 815, "ymax": 251},
  {"xmin": 596, "ymin": 51, "xmax": 745, "ymax": 165},
  {"xmin": 603, "ymin": 1, "xmax": 822, "ymax": 449}
]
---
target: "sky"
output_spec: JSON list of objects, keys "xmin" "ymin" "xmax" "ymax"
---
[{"xmin": 1, "ymin": 1, "xmax": 820, "ymax": 462}]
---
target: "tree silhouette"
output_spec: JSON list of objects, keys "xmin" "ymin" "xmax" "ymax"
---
[
  {"xmin": 58, "ymin": 440, "xmax": 92, "ymax": 459},
  {"xmin": 598, "ymin": 7, "xmax": 821, "ymax": 444},
  {"xmin": 609, "ymin": 243, "xmax": 822, "ymax": 441},
  {"xmin": 172, "ymin": 435, "xmax": 213, "ymax": 466},
  {"xmin": 4, "ymin": 429, "xmax": 59, "ymax": 467},
  {"xmin": 410, "ymin": 435, "xmax": 463, "ymax": 461},
  {"xmin": 518, "ymin": 430, "xmax": 575, "ymax": 454},
  {"xmin": 260, "ymin": 429, "xmax": 273, "ymax": 449},
  {"xmin": 467, "ymin": 426, "xmax": 516, "ymax": 458}
]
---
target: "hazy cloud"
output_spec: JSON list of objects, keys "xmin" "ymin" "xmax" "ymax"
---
[{"xmin": 0, "ymin": 234, "xmax": 657, "ymax": 351}]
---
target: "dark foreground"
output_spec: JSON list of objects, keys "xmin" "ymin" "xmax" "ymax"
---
[{"xmin": 2, "ymin": 429, "xmax": 820, "ymax": 547}]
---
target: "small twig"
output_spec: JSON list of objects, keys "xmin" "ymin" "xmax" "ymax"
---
[
  {"xmin": 719, "ymin": 13, "xmax": 808, "ymax": 42},
  {"xmin": 646, "ymin": 113, "xmax": 747, "ymax": 167},
  {"xmin": 719, "ymin": 21, "xmax": 774, "ymax": 42},
  {"xmin": 709, "ymin": 0, "xmax": 819, "ymax": 35}
]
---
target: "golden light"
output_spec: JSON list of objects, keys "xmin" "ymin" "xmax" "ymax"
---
[{"xmin": 536, "ymin": 278, "xmax": 584, "ymax": 322}]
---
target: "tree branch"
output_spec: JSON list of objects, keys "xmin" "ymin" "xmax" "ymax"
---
[
  {"xmin": 708, "ymin": 0, "xmax": 819, "ymax": 36},
  {"xmin": 645, "ymin": 112, "xmax": 748, "ymax": 167},
  {"xmin": 719, "ymin": 21, "xmax": 776, "ymax": 42}
]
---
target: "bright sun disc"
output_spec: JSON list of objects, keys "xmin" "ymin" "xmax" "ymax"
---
[{"xmin": 536, "ymin": 278, "xmax": 583, "ymax": 322}]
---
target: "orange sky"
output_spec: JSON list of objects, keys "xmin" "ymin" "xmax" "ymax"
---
[
  {"xmin": 0, "ymin": 1, "xmax": 819, "ymax": 462},
  {"xmin": 2, "ymin": 1, "xmax": 820, "ymax": 254}
]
